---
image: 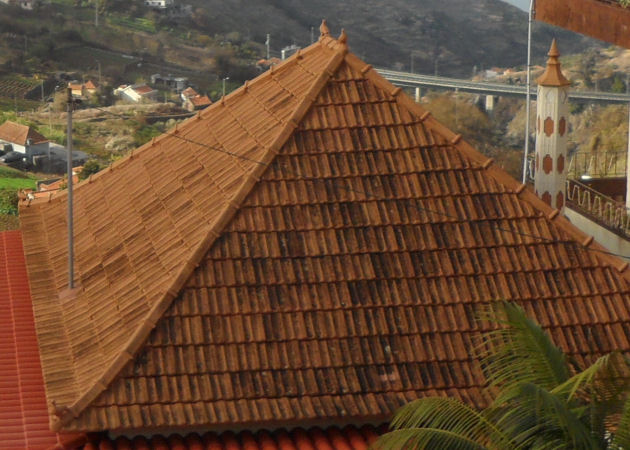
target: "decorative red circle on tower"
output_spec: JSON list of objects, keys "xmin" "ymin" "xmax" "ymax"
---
[
  {"xmin": 559, "ymin": 117, "xmax": 566, "ymax": 137},
  {"xmin": 557, "ymin": 154, "xmax": 565, "ymax": 173},
  {"xmin": 543, "ymin": 155, "xmax": 553, "ymax": 174},
  {"xmin": 544, "ymin": 117, "xmax": 554, "ymax": 137},
  {"xmin": 556, "ymin": 191, "xmax": 564, "ymax": 209},
  {"xmin": 542, "ymin": 191, "xmax": 552, "ymax": 206}
]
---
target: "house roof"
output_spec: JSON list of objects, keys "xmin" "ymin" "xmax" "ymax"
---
[
  {"xmin": 189, "ymin": 94, "xmax": 212, "ymax": 107},
  {"xmin": 0, "ymin": 120, "xmax": 49, "ymax": 145},
  {"xmin": 182, "ymin": 87, "xmax": 199, "ymax": 98},
  {"xmin": 19, "ymin": 25, "xmax": 630, "ymax": 433},
  {"xmin": 84, "ymin": 81, "xmax": 97, "ymax": 90},
  {"xmin": 535, "ymin": 0, "xmax": 630, "ymax": 49},
  {"xmin": 0, "ymin": 231, "xmax": 85, "ymax": 449},
  {"xmin": 84, "ymin": 425, "xmax": 380, "ymax": 450},
  {"xmin": 133, "ymin": 85, "xmax": 155, "ymax": 95}
]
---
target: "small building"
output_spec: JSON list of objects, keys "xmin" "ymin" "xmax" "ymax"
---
[
  {"xmin": 68, "ymin": 82, "xmax": 85, "ymax": 98},
  {"xmin": 144, "ymin": 0, "xmax": 173, "ymax": 9},
  {"xmin": 183, "ymin": 94, "xmax": 211, "ymax": 111},
  {"xmin": 151, "ymin": 73, "xmax": 188, "ymax": 92},
  {"xmin": 180, "ymin": 86, "xmax": 198, "ymax": 102},
  {"xmin": 114, "ymin": 84, "xmax": 158, "ymax": 103},
  {"xmin": 84, "ymin": 80, "xmax": 98, "ymax": 95},
  {"xmin": 256, "ymin": 57, "xmax": 281, "ymax": 71},
  {"xmin": 0, "ymin": 121, "xmax": 49, "ymax": 160},
  {"xmin": 281, "ymin": 44, "xmax": 300, "ymax": 60},
  {"xmin": 0, "ymin": 0, "xmax": 39, "ymax": 9}
]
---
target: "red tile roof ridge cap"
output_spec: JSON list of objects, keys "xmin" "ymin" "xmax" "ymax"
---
[
  {"xmin": 343, "ymin": 51, "xmax": 630, "ymax": 282},
  {"xmin": 51, "ymin": 41, "xmax": 348, "ymax": 433}
]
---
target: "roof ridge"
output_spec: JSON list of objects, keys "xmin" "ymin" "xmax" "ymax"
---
[
  {"xmin": 342, "ymin": 52, "xmax": 630, "ymax": 283},
  {"xmin": 28, "ymin": 41, "xmax": 331, "ymax": 208},
  {"xmin": 51, "ymin": 39, "xmax": 349, "ymax": 431}
]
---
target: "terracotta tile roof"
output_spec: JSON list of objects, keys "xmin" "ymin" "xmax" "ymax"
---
[
  {"xmin": 190, "ymin": 94, "xmax": 212, "ymax": 107},
  {"xmin": 84, "ymin": 81, "xmax": 97, "ymax": 90},
  {"xmin": 535, "ymin": 0, "xmax": 630, "ymax": 49},
  {"xmin": 133, "ymin": 85, "xmax": 155, "ymax": 95},
  {"xmin": 182, "ymin": 87, "xmax": 199, "ymax": 98},
  {"xmin": 19, "ymin": 30, "xmax": 630, "ymax": 433},
  {"xmin": 0, "ymin": 120, "xmax": 49, "ymax": 145},
  {"xmin": 0, "ymin": 231, "xmax": 85, "ymax": 449},
  {"xmin": 84, "ymin": 425, "xmax": 381, "ymax": 450}
]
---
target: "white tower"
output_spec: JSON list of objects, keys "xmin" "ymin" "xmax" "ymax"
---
[{"xmin": 534, "ymin": 39, "xmax": 571, "ymax": 209}]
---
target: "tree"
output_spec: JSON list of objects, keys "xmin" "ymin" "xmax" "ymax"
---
[
  {"xmin": 78, "ymin": 159, "xmax": 101, "ymax": 180},
  {"xmin": 375, "ymin": 302, "xmax": 630, "ymax": 449}
]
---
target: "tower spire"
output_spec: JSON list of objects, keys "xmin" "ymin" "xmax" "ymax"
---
[
  {"xmin": 534, "ymin": 39, "xmax": 571, "ymax": 210},
  {"xmin": 537, "ymin": 39, "xmax": 571, "ymax": 87}
]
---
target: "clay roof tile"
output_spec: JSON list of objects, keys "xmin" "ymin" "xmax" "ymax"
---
[
  {"xmin": 0, "ymin": 120, "xmax": 49, "ymax": 145},
  {"xmin": 19, "ymin": 30, "xmax": 630, "ymax": 434}
]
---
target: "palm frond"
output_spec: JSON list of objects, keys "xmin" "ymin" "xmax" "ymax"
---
[
  {"xmin": 479, "ymin": 302, "xmax": 570, "ymax": 399},
  {"xmin": 387, "ymin": 397, "xmax": 515, "ymax": 448},
  {"xmin": 609, "ymin": 395, "xmax": 630, "ymax": 449},
  {"xmin": 553, "ymin": 352, "xmax": 630, "ymax": 401},
  {"xmin": 373, "ymin": 428, "xmax": 488, "ymax": 450},
  {"xmin": 494, "ymin": 382, "xmax": 602, "ymax": 450}
]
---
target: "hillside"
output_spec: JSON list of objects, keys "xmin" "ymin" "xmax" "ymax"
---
[
  {"xmin": 186, "ymin": 0, "xmax": 600, "ymax": 75},
  {"xmin": 0, "ymin": 0, "xmax": 602, "ymax": 83}
]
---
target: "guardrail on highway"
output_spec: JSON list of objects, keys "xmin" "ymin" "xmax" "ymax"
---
[{"xmin": 377, "ymin": 69, "xmax": 630, "ymax": 104}]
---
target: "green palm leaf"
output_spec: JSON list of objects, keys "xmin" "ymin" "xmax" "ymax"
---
[
  {"xmin": 495, "ymin": 382, "xmax": 601, "ymax": 450},
  {"xmin": 480, "ymin": 302, "xmax": 570, "ymax": 401},
  {"xmin": 609, "ymin": 395, "xmax": 630, "ymax": 449},
  {"xmin": 384, "ymin": 397, "xmax": 516, "ymax": 449},
  {"xmin": 373, "ymin": 428, "xmax": 488, "ymax": 450}
]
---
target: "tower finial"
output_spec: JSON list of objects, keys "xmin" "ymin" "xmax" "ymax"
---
[
  {"xmin": 537, "ymin": 39, "xmax": 570, "ymax": 87},
  {"xmin": 319, "ymin": 19, "xmax": 330, "ymax": 39}
]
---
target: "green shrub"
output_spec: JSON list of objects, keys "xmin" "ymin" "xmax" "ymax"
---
[{"xmin": 0, "ymin": 189, "xmax": 19, "ymax": 216}]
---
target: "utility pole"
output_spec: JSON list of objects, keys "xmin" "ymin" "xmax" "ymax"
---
[
  {"xmin": 626, "ymin": 73, "xmax": 630, "ymax": 209},
  {"xmin": 522, "ymin": 0, "xmax": 534, "ymax": 184},
  {"xmin": 310, "ymin": 26, "xmax": 314, "ymax": 44},
  {"xmin": 95, "ymin": 0, "xmax": 99, "ymax": 27},
  {"xmin": 96, "ymin": 60, "xmax": 102, "ymax": 87},
  {"xmin": 265, "ymin": 34, "xmax": 270, "ymax": 60},
  {"xmin": 410, "ymin": 53, "xmax": 414, "ymax": 73},
  {"xmin": 66, "ymin": 88, "xmax": 75, "ymax": 289},
  {"xmin": 222, "ymin": 77, "xmax": 229, "ymax": 97}
]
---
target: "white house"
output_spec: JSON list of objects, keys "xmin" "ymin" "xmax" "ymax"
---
[
  {"xmin": 144, "ymin": 0, "xmax": 173, "ymax": 9},
  {"xmin": 0, "ymin": 0, "xmax": 39, "ymax": 9},
  {"xmin": 114, "ymin": 84, "xmax": 158, "ymax": 103},
  {"xmin": 0, "ymin": 121, "xmax": 49, "ymax": 159}
]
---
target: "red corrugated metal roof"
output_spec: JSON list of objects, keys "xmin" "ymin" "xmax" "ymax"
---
[
  {"xmin": 535, "ymin": 0, "xmax": 630, "ymax": 49},
  {"xmin": 0, "ymin": 230, "xmax": 85, "ymax": 449},
  {"xmin": 84, "ymin": 425, "xmax": 382, "ymax": 450}
]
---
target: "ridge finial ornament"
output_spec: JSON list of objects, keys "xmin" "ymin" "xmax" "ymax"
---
[
  {"xmin": 319, "ymin": 19, "xmax": 330, "ymax": 38},
  {"xmin": 338, "ymin": 29, "xmax": 348, "ymax": 45}
]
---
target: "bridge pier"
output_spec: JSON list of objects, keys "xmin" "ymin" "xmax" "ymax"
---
[
  {"xmin": 485, "ymin": 95, "xmax": 496, "ymax": 113},
  {"xmin": 415, "ymin": 87, "xmax": 421, "ymax": 103}
]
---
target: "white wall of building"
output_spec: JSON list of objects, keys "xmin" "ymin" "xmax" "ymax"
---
[{"xmin": 565, "ymin": 207, "xmax": 630, "ymax": 257}]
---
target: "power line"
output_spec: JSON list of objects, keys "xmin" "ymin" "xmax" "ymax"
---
[{"xmin": 90, "ymin": 105, "xmax": 630, "ymax": 262}]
